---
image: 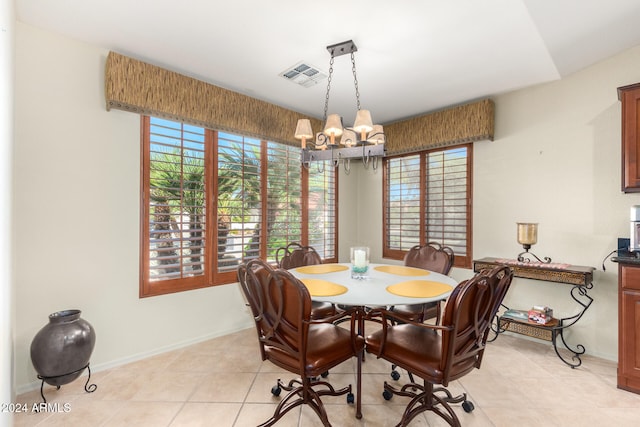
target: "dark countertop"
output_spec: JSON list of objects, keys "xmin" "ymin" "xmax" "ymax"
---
[{"xmin": 612, "ymin": 255, "xmax": 640, "ymax": 265}]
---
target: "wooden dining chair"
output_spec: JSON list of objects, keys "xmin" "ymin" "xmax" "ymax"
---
[
  {"xmin": 391, "ymin": 242, "xmax": 455, "ymax": 324},
  {"xmin": 275, "ymin": 242, "xmax": 337, "ymax": 321},
  {"xmin": 238, "ymin": 259, "xmax": 364, "ymax": 426},
  {"xmin": 388, "ymin": 242, "xmax": 454, "ymax": 381},
  {"xmin": 365, "ymin": 265, "xmax": 513, "ymax": 427}
]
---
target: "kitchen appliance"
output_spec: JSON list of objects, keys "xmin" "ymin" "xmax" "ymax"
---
[{"xmin": 630, "ymin": 206, "xmax": 640, "ymax": 252}]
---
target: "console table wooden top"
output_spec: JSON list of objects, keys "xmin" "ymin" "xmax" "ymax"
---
[{"xmin": 473, "ymin": 257, "xmax": 594, "ymax": 286}]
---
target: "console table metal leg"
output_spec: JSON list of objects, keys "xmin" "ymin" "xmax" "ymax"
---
[{"xmin": 552, "ymin": 327, "xmax": 586, "ymax": 368}]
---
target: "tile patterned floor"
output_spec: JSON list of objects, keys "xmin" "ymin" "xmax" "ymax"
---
[{"xmin": 11, "ymin": 326, "xmax": 640, "ymax": 426}]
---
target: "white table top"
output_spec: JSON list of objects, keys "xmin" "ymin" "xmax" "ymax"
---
[{"xmin": 290, "ymin": 263, "xmax": 456, "ymax": 307}]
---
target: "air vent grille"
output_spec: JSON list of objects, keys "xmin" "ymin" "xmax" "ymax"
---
[{"xmin": 280, "ymin": 62, "xmax": 326, "ymax": 88}]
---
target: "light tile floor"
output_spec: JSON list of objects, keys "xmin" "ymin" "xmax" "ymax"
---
[{"xmin": 12, "ymin": 325, "xmax": 640, "ymax": 427}]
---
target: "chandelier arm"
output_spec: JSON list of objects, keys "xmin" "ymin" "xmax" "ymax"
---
[
  {"xmin": 344, "ymin": 158, "xmax": 351, "ymax": 175},
  {"xmin": 372, "ymin": 153, "xmax": 379, "ymax": 171},
  {"xmin": 362, "ymin": 146, "xmax": 371, "ymax": 169},
  {"xmin": 302, "ymin": 152, "xmax": 313, "ymax": 170},
  {"xmin": 316, "ymin": 159, "xmax": 325, "ymax": 174},
  {"xmin": 332, "ymin": 151, "xmax": 341, "ymax": 168}
]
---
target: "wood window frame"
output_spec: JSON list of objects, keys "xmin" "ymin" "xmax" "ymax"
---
[
  {"xmin": 140, "ymin": 116, "xmax": 337, "ymax": 297},
  {"xmin": 382, "ymin": 143, "xmax": 473, "ymax": 269}
]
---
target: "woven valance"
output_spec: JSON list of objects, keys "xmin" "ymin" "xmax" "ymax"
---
[
  {"xmin": 104, "ymin": 51, "xmax": 321, "ymax": 147},
  {"xmin": 383, "ymin": 99, "xmax": 494, "ymax": 156},
  {"xmin": 105, "ymin": 51, "xmax": 493, "ymax": 153}
]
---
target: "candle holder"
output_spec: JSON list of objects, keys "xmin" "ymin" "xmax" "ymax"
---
[
  {"xmin": 516, "ymin": 222, "xmax": 551, "ymax": 263},
  {"xmin": 350, "ymin": 246, "xmax": 370, "ymax": 279}
]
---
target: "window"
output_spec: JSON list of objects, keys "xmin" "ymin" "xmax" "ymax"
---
[
  {"xmin": 383, "ymin": 144, "xmax": 472, "ymax": 268},
  {"xmin": 141, "ymin": 116, "xmax": 337, "ymax": 297}
]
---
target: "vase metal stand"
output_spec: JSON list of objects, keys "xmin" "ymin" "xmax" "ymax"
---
[{"xmin": 37, "ymin": 363, "xmax": 97, "ymax": 404}]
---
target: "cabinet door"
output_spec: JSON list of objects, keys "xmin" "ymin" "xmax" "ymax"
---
[
  {"xmin": 619, "ymin": 84, "xmax": 640, "ymax": 192},
  {"xmin": 619, "ymin": 287, "xmax": 640, "ymax": 392}
]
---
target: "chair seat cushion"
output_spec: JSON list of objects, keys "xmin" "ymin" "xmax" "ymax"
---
[
  {"xmin": 366, "ymin": 324, "xmax": 444, "ymax": 380},
  {"xmin": 266, "ymin": 323, "xmax": 364, "ymax": 378}
]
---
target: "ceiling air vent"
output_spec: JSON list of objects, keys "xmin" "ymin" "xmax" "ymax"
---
[{"xmin": 280, "ymin": 62, "xmax": 327, "ymax": 88}]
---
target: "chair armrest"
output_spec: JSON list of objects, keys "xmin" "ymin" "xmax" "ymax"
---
[{"xmin": 308, "ymin": 305, "xmax": 355, "ymax": 325}]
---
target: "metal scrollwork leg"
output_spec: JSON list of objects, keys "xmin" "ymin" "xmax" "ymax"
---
[
  {"xmin": 84, "ymin": 364, "xmax": 98, "ymax": 394},
  {"xmin": 551, "ymin": 324, "xmax": 587, "ymax": 368},
  {"xmin": 37, "ymin": 363, "xmax": 97, "ymax": 404}
]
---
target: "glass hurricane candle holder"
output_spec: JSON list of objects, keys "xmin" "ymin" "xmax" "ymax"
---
[{"xmin": 350, "ymin": 246, "xmax": 370, "ymax": 279}]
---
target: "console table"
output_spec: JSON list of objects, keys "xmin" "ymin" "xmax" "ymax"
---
[{"xmin": 473, "ymin": 257, "xmax": 595, "ymax": 368}]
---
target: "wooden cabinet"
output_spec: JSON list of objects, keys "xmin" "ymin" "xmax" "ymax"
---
[
  {"xmin": 618, "ymin": 83, "xmax": 640, "ymax": 192},
  {"xmin": 618, "ymin": 262, "xmax": 640, "ymax": 394}
]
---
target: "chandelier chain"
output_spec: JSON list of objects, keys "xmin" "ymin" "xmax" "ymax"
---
[
  {"xmin": 351, "ymin": 52, "xmax": 361, "ymax": 111},
  {"xmin": 323, "ymin": 55, "xmax": 335, "ymax": 122}
]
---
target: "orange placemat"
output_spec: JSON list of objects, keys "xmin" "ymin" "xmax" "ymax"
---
[
  {"xmin": 301, "ymin": 279, "xmax": 348, "ymax": 297},
  {"xmin": 386, "ymin": 280, "xmax": 453, "ymax": 298},
  {"xmin": 295, "ymin": 264, "xmax": 349, "ymax": 274},
  {"xmin": 375, "ymin": 265, "xmax": 430, "ymax": 276}
]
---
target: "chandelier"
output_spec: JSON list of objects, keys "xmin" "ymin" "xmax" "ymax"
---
[{"xmin": 294, "ymin": 40, "xmax": 385, "ymax": 173}]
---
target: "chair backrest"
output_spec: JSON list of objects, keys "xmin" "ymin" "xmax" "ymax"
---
[
  {"xmin": 439, "ymin": 265, "xmax": 513, "ymax": 385},
  {"xmin": 403, "ymin": 243, "xmax": 455, "ymax": 275},
  {"xmin": 276, "ymin": 242, "xmax": 322, "ymax": 270},
  {"xmin": 237, "ymin": 259, "xmax": 311, "ymax": 364}
]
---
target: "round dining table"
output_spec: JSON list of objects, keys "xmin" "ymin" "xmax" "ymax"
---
[{"xmin": 289, "ymin": 262, "xmax": 457, "ymax": 307}]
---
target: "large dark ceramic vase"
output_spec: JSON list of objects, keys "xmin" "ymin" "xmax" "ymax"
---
[{"xmin": 30, "ymin": 309, "xmax": 96, "ymax": 386}]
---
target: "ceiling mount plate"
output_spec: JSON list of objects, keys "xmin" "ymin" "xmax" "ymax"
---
[{"xmin": 326, "ymin": 40, "xmax": 357, "ymax": 57}]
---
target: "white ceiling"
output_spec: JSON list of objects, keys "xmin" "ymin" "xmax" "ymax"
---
[{"xmin": 16, "ymin": 0, "xmax": 640, "ymax": 125}]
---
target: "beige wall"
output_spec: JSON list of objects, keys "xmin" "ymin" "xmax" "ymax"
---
[
  {"xmin": 13, "ymin": 20, "xmax": 640, "ymax": 392},
  {"xmin": 13, "ymin": 23, "xmax": 254, "ymax": 393},
  {"xmin": 352, "ymin": 44, "xmax": 640, "ymax": 361}
]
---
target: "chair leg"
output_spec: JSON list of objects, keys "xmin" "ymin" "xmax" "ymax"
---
[
  {"xmin": 382, "ymin": 380, "xmax": 461, "ymax": 427},
  {"xmin": 259, "ymin": 377, "xmax": 352, "ymax": 427}
]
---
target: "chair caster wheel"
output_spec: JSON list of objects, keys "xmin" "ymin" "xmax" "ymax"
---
[
  {"xmin": 346, "ymin": 392, "xmax": 354, "ymax": 404},
  {"xmin": 390, "ymin": 370, "xmax": 401, "ymax": 381},
  {"xmin": 321, "ymin": 371, "xmax": 329, "ymax": 378},
  {"xmin": 271, "ymin": 385, "xmax": 281, "ymax": 396},
  {"xmin": 382, "ymin": 390, "xmax": 393, "ymax": 401},
  {"xmin": 462, "ymin": 400, "xmax": 474, "ymax": 412}
]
